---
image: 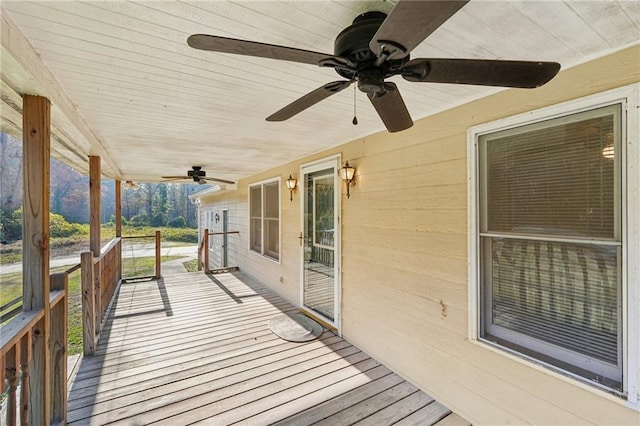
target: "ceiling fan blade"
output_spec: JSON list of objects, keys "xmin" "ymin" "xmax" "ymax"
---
[
  {"xmin": 188, "ymin": 34, "xmax": 337, "ymax": 66},
  {"xmin": 402, "ymin": 58, "xmax": 561, "ymax": 88},
  {"xmin": 369, "ymin": 1, "xmax": 468, "ymax": 60},
  {"xmin": 367, "ymin": 83, "xmax": 413, "ymax": 133},
  {"xmin": 204, "ymin": 177, "xmax": 236, "ymax": 185},
  {"xmin": 161, "ymin": 176, "xmax": 190, "ymax": 179},
  {"xmin": 267, "ymin": 80, "xmax": 352, "ymax": 122}
]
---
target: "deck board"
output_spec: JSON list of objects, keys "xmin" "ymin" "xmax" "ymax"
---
[{"xmin": 68, "ymin": 270, "xmax": 470, "ymax": 425}]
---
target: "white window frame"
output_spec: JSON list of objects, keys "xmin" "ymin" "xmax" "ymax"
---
[
  {"xmin": 468, "ymin": 84, "xmax": 639, "ymax": 408},
  {"xmin": 248, "ymin": 177, "xmax": 281, "ymax": 263}
]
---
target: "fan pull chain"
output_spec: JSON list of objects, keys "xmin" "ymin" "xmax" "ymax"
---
[{"xmin": 352, "ymin": 84, "xmax": 358, "ymax": 125}]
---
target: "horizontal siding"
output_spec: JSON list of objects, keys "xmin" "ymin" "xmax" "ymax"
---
[{"xmin": 198, "ymin": 45, "xmax": 640, "ymax": 426}]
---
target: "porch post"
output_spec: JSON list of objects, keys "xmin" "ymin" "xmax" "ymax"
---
[
  {"xmin": 89, "ymin": 156, "xmax": 101, "ymax": 255},
  {"xmin": 115, "ymin": 180, "xmax": 122, "ymax": 238},
  {"xmin": 22, "ymin": 94, "xmax": 51, "ymax": 425},
  {"xmin": 115, "ymin": 180, "xmax": 122, "ymax": 281},
  {"xmin": 89, "ymin": 155, "xmax": 101, "ymax": 335}
]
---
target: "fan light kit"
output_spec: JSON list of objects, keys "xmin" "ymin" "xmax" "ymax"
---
[
  {"xmin": 188, "ymin": 1, "xmax": 560, "ymax": 133},
  {"xmin": 124, "ymin": 181, "xmax": 139, "ymax": 190}
]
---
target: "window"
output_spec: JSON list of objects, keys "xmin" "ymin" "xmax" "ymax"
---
[
  {"xmin": 249, "ymin": 179, "xmax": 280, "ymax": 261},
  {"xmin": 470, "ymin": 86, "xmax": 639, "ymax": 402}
]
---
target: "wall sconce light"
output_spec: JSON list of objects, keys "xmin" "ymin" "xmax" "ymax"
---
[
  {"xmin": 124, "ymin": 180, "xmax": 139, "ymax": 190},
  {"xmin": 214, "ymin": 213, "xmax": 220, "ymax": 223},
  {"xmin": 285, "ymin": 174, "xmax": 297, "ymax": 201},
  {"xmin": 339, "ymin": 161, "xmax": 356, "ymax": 198}
]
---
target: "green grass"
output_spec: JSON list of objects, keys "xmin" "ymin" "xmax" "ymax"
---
[
  {"xmin": 182, "ymin": 259, "xmax": 198, "ymax": 273},
  {"xmin": 1, "ymin": 255, "xmax": 184, "ymax": 355},
  {"xmin": 0, "ymin": 271, "xmax": 23, "ymax": 306},
  {"xmin": 1, "ymin": 225, "xmax": 198, "ymax": 265},
  {"xmin": 122, "ymin": 255, "xmax": 184, "ymax": 278},
  {"xmin": 0, "ymin": 252, "xmax": 22, "ymax": 265}
]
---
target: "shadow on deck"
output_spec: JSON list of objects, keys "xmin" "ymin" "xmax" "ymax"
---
[{"xmin": 67, "ymin": 270, "xmax": 470, "ymax": 425}]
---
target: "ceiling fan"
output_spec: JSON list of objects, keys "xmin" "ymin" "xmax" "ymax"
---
[
  {"xmin": 187, "ymin": 1, "xmax": 560, "ymax": 133},
  {"xmin": 162, "ymin": 166, "xmax": 235, "ymax": 185}
]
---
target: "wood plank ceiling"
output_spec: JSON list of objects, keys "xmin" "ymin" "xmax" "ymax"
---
[{"xmin": 1, "ymin": 1, "xmax": 639, "ymax": 182}]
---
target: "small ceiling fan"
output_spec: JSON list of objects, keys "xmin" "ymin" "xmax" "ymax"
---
[
  {"xmin": 187, "ymin": 1, "xmax": 560, "ymax": 133},
  {"xmin": 162, "ymin": 166, "xmax": 235, "ymax": 185}
]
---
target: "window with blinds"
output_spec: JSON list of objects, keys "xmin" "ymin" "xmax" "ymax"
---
[
  {"xmin": 478, "ymin": 104, "xmax": 622, "ymax": 390},
  {"xmin": 264, "ymin": 182, "xmax": 280, "ymax": 260},
  {"xmin": 249, "ymin": 180, "xmax": 280, "ymax": 261},
  {"xmin": 249, "ymin": 186, "xmax": 262, "ymax": 253}
]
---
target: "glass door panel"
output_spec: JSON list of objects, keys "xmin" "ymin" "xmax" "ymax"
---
[{"xmin": 303, "ymin": 168, "xmax": 336, "ymax": 322}]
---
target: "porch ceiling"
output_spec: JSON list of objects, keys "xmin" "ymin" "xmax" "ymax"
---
[{"xmin": 1, "ymin": 1, "xmax": 639, "ymax": 182}]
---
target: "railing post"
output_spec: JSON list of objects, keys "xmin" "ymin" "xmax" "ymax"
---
[
  {"xmin": 81, "ymin": 252, "xmax": 96, "ymax": 356},
  {"xmin": 204, "ymin": 230, "xmax": 210, "ymax": 274},
  {"xmin": 155, "ymin": 230, "xmax": 161, "ymax": 278},
  {"xmin": 117, "ymin": 238, "xmax": 122, "ymax": 283},
  {"xmin": 94, "ymin": 259, "xmax": 101, "ymax": 339},
  {"xmin": 50, "ymin": 273, "xmax": 68, "ymax": 424},
  {"xmin": 198, "ymin": 228, "xmax": 208, "ymax": 272}
]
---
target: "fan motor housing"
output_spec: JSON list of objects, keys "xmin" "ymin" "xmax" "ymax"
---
[
  {"xmin": 334, "ymin": 11, "xmax": 409, "ymax": 81},
  {"xmin": 334, "ymin": 12, "xmax": 386, "ymax": 63}
]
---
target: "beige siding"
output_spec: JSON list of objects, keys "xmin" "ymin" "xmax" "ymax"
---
[{"xmin": 198, "ymin": 45, "xmax": 640, "ymax": 426}]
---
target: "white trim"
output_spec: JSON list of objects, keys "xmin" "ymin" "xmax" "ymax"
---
[
  {"xmin": 299, "ymin": 155, "xmax": 342, "ymax": 335},
  {"xmin": 624, "ymin": 84, "xmax": 640, "ymax": 406},
  {"xmin": 248, "ymin": 176, "xmax": 281, "ymax": 264},
  {"xmin": 300, "ymin": 153, "xmax": 342, "ymax": 171},
  {"xmin": 467, "ymin": 83, "xmax": 640, "ymax": 409}
]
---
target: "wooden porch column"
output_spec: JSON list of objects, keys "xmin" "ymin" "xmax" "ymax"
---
[
  {"xmin": 89, "ymin": 155, "xmax": 102, "ymax": 337},
  {"xmin": 22, "ymin": 94, "xmax": 51, "ymax": 426},
  {"xmin": 89, "ymin": 156, "xmax": 101, "ymax": 254},
  {"xmin": 115, "ymin": 180, "xmax": 122, "ymax": 238}
]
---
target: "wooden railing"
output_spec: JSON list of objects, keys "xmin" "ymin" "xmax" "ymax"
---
[
  {"xmin": 121, "ymin": 230, "xmax": 161, "ymax": 280},
  {"xmin": 81, "ymin": 237, "xmax": 122, "ymax": 356},
  {"xmin": 198, "ymin": 229, "xmax": 240, "ymax": 274},
  {"xmin": 0, "ymin": 263, "xmax": 78, "ymax": 425},
  {"xmin": 80, "ymin": 231, "xmax": 161, "ymax": 355}
]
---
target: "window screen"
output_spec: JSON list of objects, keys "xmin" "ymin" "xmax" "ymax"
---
[
  {"xmin": 264, "ymin": 182, "xmax": 280, "ymax": 260},
  {"xmin": 249, "ymin": 180, "xmax": 279, "ymax": 260},
  {"xmin": 249, "ymin": 185, "xmax": 262, "ymax": 253},
  {"xmin": 478, "ymin": 104, "xmax": 622, "ymax": 390}
]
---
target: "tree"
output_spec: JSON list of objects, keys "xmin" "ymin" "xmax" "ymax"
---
[{"xmin": 0, "ymin": 132, "xmax": 23, "ymax": 212}]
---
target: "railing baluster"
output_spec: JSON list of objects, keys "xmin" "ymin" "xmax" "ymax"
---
[
  {"xmin": 1, "ymin": 351, "xmax": 5, "ymax": 395},
  {"xmin": 6, "ymin": 344, "xmax": 19, "ymax": 426},
  {"xmin": 20, "ymin": 330, "xmax": 31, "ymax": 426}
]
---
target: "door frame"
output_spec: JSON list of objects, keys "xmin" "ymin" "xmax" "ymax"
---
[{"xmin": 299, "ymin": 154, "xmax": 342, "ymax": 334}]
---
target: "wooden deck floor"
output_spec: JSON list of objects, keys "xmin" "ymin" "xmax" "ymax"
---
[{"xmin": 67, "ymin": 270, "xmax": 469, "ymax": 425}]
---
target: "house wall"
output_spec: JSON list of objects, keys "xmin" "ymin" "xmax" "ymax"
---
[{"xmin": 197, "ymin": 45, "xmax": 640, "ymax": 425}]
